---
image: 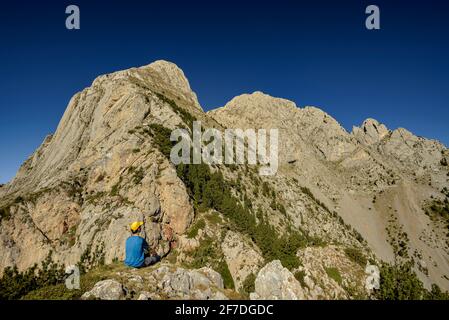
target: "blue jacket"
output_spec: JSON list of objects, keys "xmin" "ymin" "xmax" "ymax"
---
[{"xmin": 124, "ymin": 236, "xmax": 148, "ymax": 268}]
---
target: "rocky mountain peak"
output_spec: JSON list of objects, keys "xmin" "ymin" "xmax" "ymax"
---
[
  {"xmin": 220, "ymin": 91, "xmax": 297, "ymax": 113},
  {"xmin": 145, "ymin": 60, "xmax": 194, "ymax": 98},
  {"xmin": 352, "ymin": 118, "xmax": 389, "ymax": 145}
]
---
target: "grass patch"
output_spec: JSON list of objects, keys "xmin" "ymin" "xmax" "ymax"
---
[
  {"xmin": 205, "ymin": 212, "xmax": 223, "ymax": 225},
  {"xmin": 187, "ymin": 218, "xmax": 206, "ymax": 239},
  {"xmin": 325, "ymin": 267, "xmax": 342, "ymax": 285}
]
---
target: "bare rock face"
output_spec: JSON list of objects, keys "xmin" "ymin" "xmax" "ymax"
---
[
  {"xmin": 0, "ymin": 60, "xmax": 198, "ymax": 273},
  {"xmin": 221, "ymin": 231, "xmax": 264, "ymax": 291},
  {"xmin": 209, "ymin": 92, "xmax": 356, "ymax": 163},
  {"xmin": 150, "ymin": 265, "xmax": 227, "ymax": 300},
  {"xmin": 210, "ymin": 90, "xmax": 449, "ymax": 291},
  {"xmin": 250, "ymin": 260, "xmax": 306, "ymax": 300},
  {"xmin": 145, "ymin": 60, "xmax": 202, "ymax": 110},
  {"xmin": 352, "ymin": 118, "xmax": 389, "ymax": 145}
]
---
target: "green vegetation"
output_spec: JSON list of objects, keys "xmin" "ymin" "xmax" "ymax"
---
[
  {"xmin": 426, "ymin": 284, "xmax": 449, "ymax": 300},
  {"xmin": 132, "ymin": 167, "xmax": 145, "ymax": 184},
  {"xmin": 424, "ymin": 195, "xmax": 449, "ymax": 235},
  {"xmin": 294, "ymin": 270, "xmax": 307, "ymax": 288},
  {"xmin": 60, "ymin": 225, "xmax": 78, "ymax": 247},
  {"xmin": 110, "ymin": 183, "xmax": 120, "ymax": 197},
  {"xmin": 0, "ymin": 205, "xmax": 11, "ymax": 222},
  {"xmin": 325, "ymin": 267, "xmax": 342, "ymax": 285},
  {"xmin": 373, "ymin": 262, "xmax": 449, "ymax": 300},
  {"xmin": 344, "ymin": 247, "xmax": 367, "ymax": 267},
  {"xmin": 187, "ymin": 218, "xmax": 206, "ymax": 238},
  {"xmin": 78, "ymin": 242, "xmax": 106, "ymax": 274},
  {"xmin": 300, "ymin": 186, "xmax": 330, "ymax": 213},
  {"xmin": 189, "ymin": 237, "xmax": 234, "ymax": 289},
  {"xmin": 147, "ymin": 123, "xmax": 174, "ymax": 158},
  {"xmin": 22, "ymin": 263, "xmax": 127, "ymax": 300},
  {"xmin": 0, "ymin": 243, "xmax": 111, "ymax": 300},
  {"xmin": 375, "ymin": 262, "xmax": 425, "ymax": 300},
  {"xmin": 240, "ymin": 273, "xmax": 256, "ymax": 297},
  {"xmin": 205, "ymin": 212, "xmax": 223, "ymax": 225},
  {"xmin": 154, "ymin": 92, "xmax": 196, "ymax": 128},
  {"xmin": 177, "ymin": 161, "xmax": 307, "ymax": 269},
  {"xmin": 0, "ymin": 253, "xmax": 65, "ymax": 300},
  {"xmin": 147, "ymin": 123, "xmax": 310, "ymax": 270},
  {"xmin": 85, "ymin": 191, "xmax": 106, "ymax": 205}
]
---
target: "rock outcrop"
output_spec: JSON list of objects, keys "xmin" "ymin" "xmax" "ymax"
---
[
  {"xmin": 81, "ymin": 264, "xmax": 229, "ymax": 300},
  {"xmin": 221, "ymin": 231, "xmax": 264, "ymax": 291},
  {"xmin": 81, "ymin": 279, "xmax": 125, "ymax": 300},
  {"xmin": 250, "ymin": 260, "xmax": 306, "ymax": 300}
]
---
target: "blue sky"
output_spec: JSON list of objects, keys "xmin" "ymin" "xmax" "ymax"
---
[{"xmin": 0, "ymin": 0, "xmax": 448, "ymax": 183}]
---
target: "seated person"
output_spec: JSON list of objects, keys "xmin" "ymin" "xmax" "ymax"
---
[{"xmin": 124, "ymin": 221, "xmax": 160, "ymax": 268}]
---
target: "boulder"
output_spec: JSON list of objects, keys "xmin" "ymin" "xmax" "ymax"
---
[{"xmin": 250, "ymin": 260, "xmax": 306, "ymax": 300}]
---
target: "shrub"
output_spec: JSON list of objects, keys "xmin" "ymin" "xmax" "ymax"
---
[
  {"xmin": 0, "ymin": 206, "xmax": 11, "ymax": 222},
  {"xmin": 154, "ymin": 93, "xmax": 196, "ymax": 128},
  {"xmin": 79, "ymin": 242, "xmax": 105, "ymax": 274},
  {"xmin": 426, "ymin": 284, "xmax": 449, "ymax": 300},
  {"xmin": 240, "ymin": 273, "xmax": 256, "ymax": 297},
  {"xmin": 205, "ymin": 212, "xmax": 222, "ymax": 225},
  {"xmin": 375, "ymin": 262, "xmax": 425, "ymax": 300},
  {"xmin": 277, "ymin": 203, "xmax": 287, "ymax": 216},
  {"xmin": 294, "ymin": 270, "xmax": 307, "ymax": 288},
  {"xmin": 110, "ymin": 183, "xmax": 120, "ymax": 197},
  {"xmin": 14, "ymin": 196, "xmax": 24, "ymax": 203},
  {"xmin": 344, "ymin": 247, "xmax": 367, "ymax": 267},
  {"xmin": 0, "ymin": 253, "xmax": 65, "ymax": 300},
  {"xmin": 216, "ymin": 258, "xmax": 234, "ymax": 290},
  {"xmin": 147, "ymin": 124, "xmax": 174, "ymax": 158},
  {"xmin": 132, "ymin": 167, "xmax": 145, "ymax": 184}
]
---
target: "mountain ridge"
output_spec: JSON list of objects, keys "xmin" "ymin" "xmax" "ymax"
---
[{"xmin": 1, "ymin": 60, "xmax": 448, "ymax": 299}]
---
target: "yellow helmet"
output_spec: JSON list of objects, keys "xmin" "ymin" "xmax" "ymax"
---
[{"xmin": 130, "ymin": 221, "xmax": 144, "ymax": 232}]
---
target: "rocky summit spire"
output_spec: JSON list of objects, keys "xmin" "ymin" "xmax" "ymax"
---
[
  {"xmin": 144, "ymin": 60, "xmax": 202, "ymax": 110},
  {"xmin": 352, "ymin": 118, "xmax": 389, "ymax": 145}
]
